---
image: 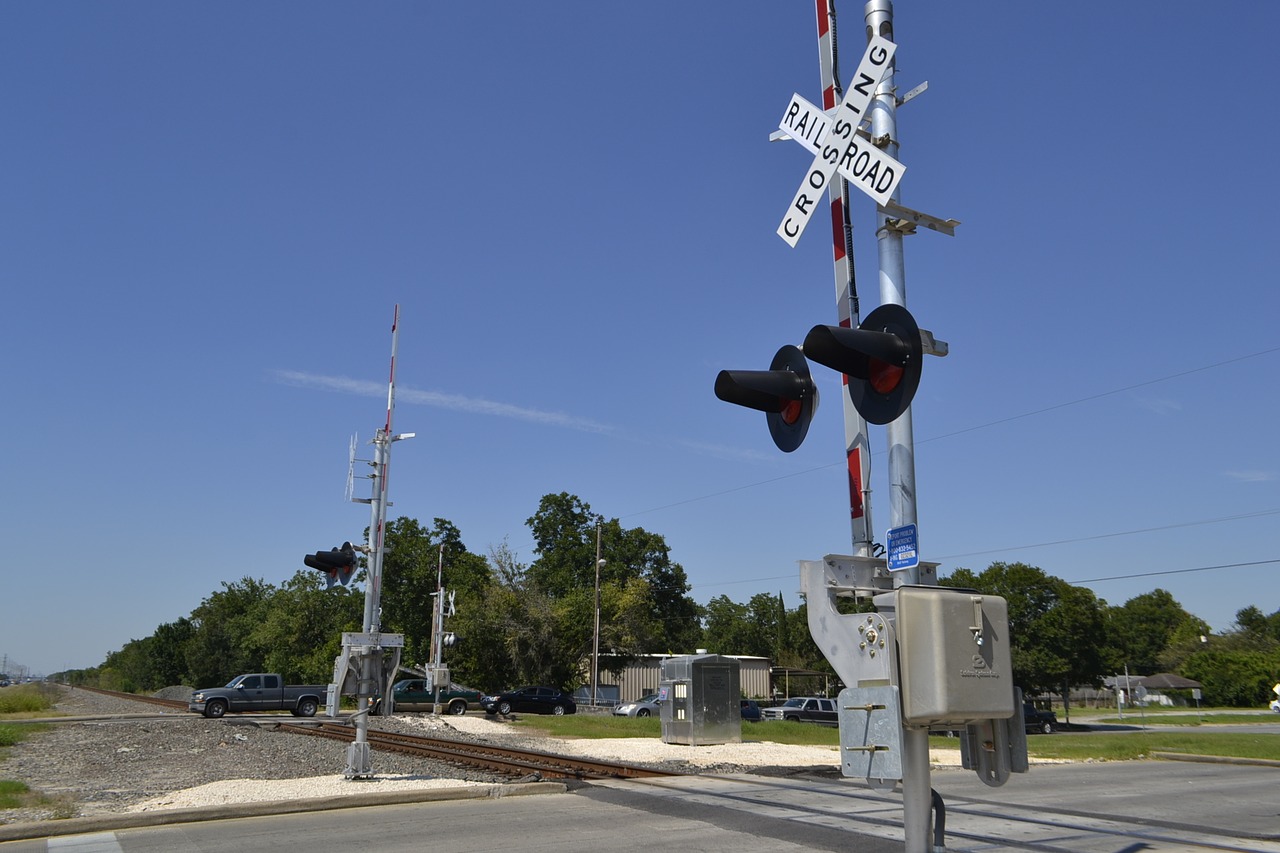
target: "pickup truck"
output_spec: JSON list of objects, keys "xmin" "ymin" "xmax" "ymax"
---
[
  {"xmin": 373, "ymin": 679, "xmax": 483, "ymax": 716},
  {"xmin": 188, "ymin": 674, "xmax": 327, "ymax": 719},
  {"xmin": 1023, "ymin": 701, "xmax": 1058, "ymax": 734},
  {"xmin": 760, "ymin": 696, "xmax": 838, "ymax": 724}
]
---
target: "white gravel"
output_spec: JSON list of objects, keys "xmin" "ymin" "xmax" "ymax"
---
[
  {"xmin": 127, "ymin": 713, "xmax": 970, "ymax": 812},
  {"xmin": 1, "ymin": 688, "xmax": 974, "ymax": 821},
  {"xmin": 129, "ymin": 774, "xmax": 489, "ymax": 812}
]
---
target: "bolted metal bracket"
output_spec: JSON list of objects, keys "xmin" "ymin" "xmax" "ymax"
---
[
  {"xmin": 878, "ymin": 200, "xmax": 960, "ymax": 237},
  {"xmin": 800, "ymin": 556, "xmax": 899, "ymax": 689},
  {"xmin": 839, "ymin": 685, "xmax": 904, "ymax": 782}
]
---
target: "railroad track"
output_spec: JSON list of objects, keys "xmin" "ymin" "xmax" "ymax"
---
[
  {"xmin": 76, "ymin": 687, "xmax": 680, "ymax": 781},
  {"xmin": 278, "ymin": 721, "xmax": 681, "ymax": 781},
  {"xmin": 77, "ymin": 686, "xmax": 189, "ymax": 711}
]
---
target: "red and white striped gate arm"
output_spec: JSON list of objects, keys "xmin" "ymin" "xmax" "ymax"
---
[{"xmin": 815, "ymin": 0, "xmax": 874, "ymax": 555}]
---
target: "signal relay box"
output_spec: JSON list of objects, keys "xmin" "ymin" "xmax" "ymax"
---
[{"xmin": 895, "ymin": 586, "xmax": 1015, "ymax": 726}]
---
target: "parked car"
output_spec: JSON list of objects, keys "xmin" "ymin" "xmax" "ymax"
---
[
  {"xmin": 1023, "ymin": 702, "xmax": 1058, "ymax": 734},
  {"xmin": 761, "ymin": 697, "xmax": 838, "ymax": 724},
  {"xmin": 374, "ymin": 679, "xmax": 483, "ymax": 716},
  {"xmin": 482, "ymin": 686, "xmax": 577, "ymax": 716},
  {"xmin": 740, "ymin": 699, "xmax": 762, "ymax": 722},
  {"xmin": 1269, "ymin": 699, "xmax": 1279, "ymax": 713},
  {"xmin": 614, "ymin": 694, "xmax": 661, "ymax": 717}
]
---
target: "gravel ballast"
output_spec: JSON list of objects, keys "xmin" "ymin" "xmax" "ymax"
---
[{"xmin": 1, "ymin": 686, "xmax": 963, "ymax": 827}]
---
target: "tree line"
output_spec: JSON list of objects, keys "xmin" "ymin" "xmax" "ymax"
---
[{"xmin": 61, "ymin": 493, "xmax": 1280, "ymax": 707}]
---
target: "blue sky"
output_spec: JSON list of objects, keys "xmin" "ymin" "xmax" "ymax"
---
[{"xmin": 3, "ymin": 2, "xmax": 1277, "ymax": 678}]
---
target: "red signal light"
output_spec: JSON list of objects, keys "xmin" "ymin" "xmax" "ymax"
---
[
  {"xmin": 715, "ymin": 344, "xmax": 819, "ymax": 452},
  {"xmin": 803, "ymin": 303, "xmax": 923, "ymax": 425}
]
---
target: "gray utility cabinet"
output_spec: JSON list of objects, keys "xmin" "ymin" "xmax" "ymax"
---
[
  {"xmin": 896, "ymin": 586, "xmax": 1015, "ymax": 726},
  {"xmin": 659, "ymin": 653, "xmax": 741, "ymax": 745}
]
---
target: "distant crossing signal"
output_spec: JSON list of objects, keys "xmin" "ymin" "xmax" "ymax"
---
[{"xmin": 303, "ymin": 542, "xmax": 358, "ymax": 589}]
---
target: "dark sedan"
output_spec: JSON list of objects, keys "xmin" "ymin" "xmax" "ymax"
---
[{"xmin": 482, "ymin": 686, "xmax": 577, "ymax": 716}]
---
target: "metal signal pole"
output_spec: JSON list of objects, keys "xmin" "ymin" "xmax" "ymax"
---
[
  {"xmin": 863, "ymin": 3, "xmax": 933, "ymax": 849},
  {"xmin": 345, "ymin": 305, "xmax": 414, "ymax": 778}
]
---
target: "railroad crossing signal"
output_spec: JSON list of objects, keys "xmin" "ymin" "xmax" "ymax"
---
[
  {"xmin": 804, "ymin": 303, "xmax": 923, "ymax": 425},
  {"xmin": 715, "ymin": 344, "xmax": 818, "ymax": 452},
  {"xmin": 303, "ymin": 542, "xmax": 358, "ymax": 588}
]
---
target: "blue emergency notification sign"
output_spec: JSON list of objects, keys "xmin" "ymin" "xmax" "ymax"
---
[{"xmin": 887, "ymin": 523, "xmax": 919, "ymax": 572}]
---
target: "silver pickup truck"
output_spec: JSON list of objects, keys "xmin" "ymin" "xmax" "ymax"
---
[
  {"xmin": 188, "ymin": 673, "xmax": 326, "ymax": 718},
  {"xmin": 760, "ymin": 696, "xmax": 839, "ymax": 724}
]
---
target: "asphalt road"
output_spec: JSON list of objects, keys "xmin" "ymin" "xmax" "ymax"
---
[{"xmin": 2, "ymin": 759, "xmax": 1277, "ymax": 852}]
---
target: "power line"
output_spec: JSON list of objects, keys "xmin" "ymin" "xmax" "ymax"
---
[
  {"xmin": 916, "ymin": 345, "xmax": 1280, "ymax": 446},
  {"xmin": 620, "ymin": 345, "xmax": 1280, "ymax": 522},
  {"xmin": 692, "ymin": 556, "xmax": 1280, "ymax": 595},
  {"xmin": 1072, "ymin": 558, "xmax": 1280, "ymax": 585},
  {"xmin": 936, "ymin": 508, "xmax": 1280, "ymax": 561},
  {"xmin": 520, "ymin": 348, "xmax": 1280, "ymax": 592}
]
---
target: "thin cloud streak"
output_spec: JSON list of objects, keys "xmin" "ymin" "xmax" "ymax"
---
[
  {"xmin": 272, "ymin": 369, "xmax": 616, "ymax": 435},
  {"xmin": 1225, "ymin": 469, "xmax": 1276, "ymax": 483},
  {"xmin": 274, "ymin": 369, "xmax": 793, "ymax": 465}
]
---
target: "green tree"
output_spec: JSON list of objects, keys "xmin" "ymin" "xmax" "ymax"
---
[
  {"xmin": 942, "ymin": 562, "xmax": 1107, "ymax": 696},
  {"xmin": 1232, "ymin": 605, "xmax": 1280, "ymax": 647},
  {"xmin": 150, "ymin": 618, "xmax": 196, "ymax": 687},
  {"xmin": 368, "ymin": 517, "xmax": 496, "ymax": 692},
  {"xmin": 782, "ymin": 602, "xmax": 828, "ymax": 672},
  {"xmin": 250, "ymin": 571, "xmax": 363, "ymax": 683},
  {"xmin": 1156, "ymin": 616, "xmax": 1213, "ymax": 673},
  {"xmin": 524, "ymin": 493, "xmax": 702, "ymax": 663},
  {"xmin": 1104, "ymin": 589, "xmax": 1195, "ymax": 675},
  {"xmin": 184, "ymin": 577, "xmax": 277, "ymax": 687},
  {"xmin": 702, "ymin": 596, "xmax": 753, "ymax": 655},
  {"xmin": 378, "ymin": 517, "xmax": 491, "ymax": 669},
  {"xmin": 1182, "ymin": 647, "xmax": 1280, "ymax": 706},
  {"xmin": 100, "ymin": 637, "xmax": 156, "ymax": 693}
]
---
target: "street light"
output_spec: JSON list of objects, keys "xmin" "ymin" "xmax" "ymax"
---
[{"xmin": 591, "ymin": 522, "xmax": 605, "ymax": 707}]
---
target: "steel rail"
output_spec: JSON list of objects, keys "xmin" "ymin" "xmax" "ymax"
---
[
  {"xmin": 279, "ymin": 721, "xmax": 681, "ymax": 781},
  {"xmin": 77, "ymin": 686, "xmax": 189, "ymax": 711}
]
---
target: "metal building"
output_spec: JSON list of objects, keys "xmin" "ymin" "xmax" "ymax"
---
[{"xmin": 602, "ymin": 654, "xmax": 771, "ymax": 703}]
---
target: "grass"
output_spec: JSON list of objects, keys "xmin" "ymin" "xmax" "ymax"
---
[
  {"xmin": 0, "ymin": 722, "xmax": 72, "ymax": 822},
  {"xmin": 511, "ymin": 713, "xmax": 835, "ymax": 746},
  {"xmin": 1086, "ymin": 712, "xmax": 1277, "ymax": 726},
  {"xmin": 0, "ymin": 780, "xmax": 32, "ymax": 808},
  {"xmin": 0, "ymin": 724, "xmax": 49, "ymax": 748},
  {"xmin": 0, "ymin": 778, "xmax": 76, "ymax": 820},
  {"xmin": 1020, "ymin": 731, "xmax": 1280, "ymax": 762},
  {"xmin": 0, "ymin": 684, "xmax": 57, "ymax": 717},
  {"xmin": 504, "ymin": 711, "xmax": 1279, "ymax": 763}
]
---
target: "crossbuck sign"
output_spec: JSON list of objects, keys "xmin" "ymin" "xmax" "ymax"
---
[{"xmin": 777, "ymin": 35, "xmax": 905, "ymax": 247}]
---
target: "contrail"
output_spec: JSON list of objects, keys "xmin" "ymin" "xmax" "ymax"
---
[{"xmin": 271, "ymin": 369, "xmax": 617, "ymax": 435}]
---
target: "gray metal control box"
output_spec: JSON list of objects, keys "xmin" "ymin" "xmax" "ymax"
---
[
  {"xmin": 895, "ymin": 586, "xmax": 1015, "ymax": 726},
  {"xmin": 659, "ymin": 653, "xmax": 741, "ymax": 746}
]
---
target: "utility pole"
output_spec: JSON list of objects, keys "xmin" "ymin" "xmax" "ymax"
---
[
  {"xmin": 591, "ymin": 521, "xmax": 605, "ymax": 705},
  {"xmin": 431, "ymin": 545, "xmax": 445, "ymax": 715}
]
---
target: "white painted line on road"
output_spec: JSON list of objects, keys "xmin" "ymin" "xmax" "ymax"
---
[{"xmin": 48, "ymin": 833, "xmax": 124, "ymax": 853}]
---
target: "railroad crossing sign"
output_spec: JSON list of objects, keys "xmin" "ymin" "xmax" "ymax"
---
[{"xmin": 777, "ymin": 35, "xmax": 905, "ymax": 247}]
